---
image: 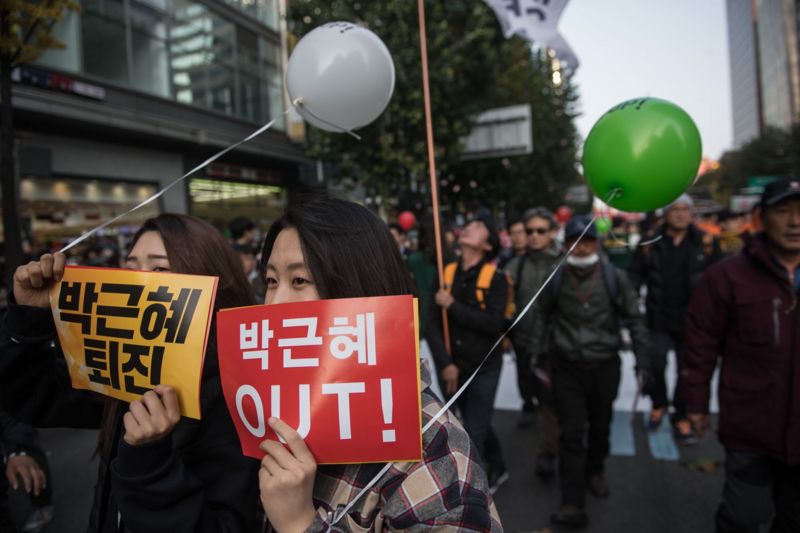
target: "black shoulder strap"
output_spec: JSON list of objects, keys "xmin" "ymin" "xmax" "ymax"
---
[
  {"xmin": 601, "ymin": 259, "xmax": 619, "ymax": 301},
  {"xmin": 513, "ymin": 253, "xmax": 527, "ymax": 301},
  {"xmin": 599, "ymin": 259, "xmax": 625, "ymax": 317},
  {"xmin": 546, "ymin": 264, "xmax": 565, "ymax": 312}
]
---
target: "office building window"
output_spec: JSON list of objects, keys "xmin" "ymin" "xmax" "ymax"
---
[
  {"xmin": 82, "ymin": 9, "xmax": 129, "ymax": 85},
  {"xmin": 31, "ymin": 0, "xmax": 283, "ymax": 127},
  {"xmin": 129, "ymin": 0, "xmax": 171, "ymax": 97},
  {"xmin": 170, "ymin": 0, "xmax": 236, "ymax": 114}
]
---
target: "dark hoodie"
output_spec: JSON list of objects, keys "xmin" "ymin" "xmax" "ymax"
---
[{"xmin": 0, "ymin": 303, "xmax": 259, "ymax": 533}]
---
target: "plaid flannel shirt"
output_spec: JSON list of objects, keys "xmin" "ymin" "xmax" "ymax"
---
[{"xmin": 303, "ymin": 363, "xmax": 503, "ymax": 532}]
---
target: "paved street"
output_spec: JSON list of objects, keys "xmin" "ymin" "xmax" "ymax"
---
[{"xmin": 7, "ymin": 349, "xmax": 725, "ymax": 532}]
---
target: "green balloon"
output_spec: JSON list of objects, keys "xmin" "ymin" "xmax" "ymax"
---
[
  {"xmin": 582, "ymin": 98, "xmax": 702, "ymax": 213},
  {"xmin": 595, "ymin": 217, "xmax": 612, "ymax": 234}
]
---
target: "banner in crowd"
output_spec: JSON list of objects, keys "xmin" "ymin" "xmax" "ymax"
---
[
  {"xmin": 483, "ymin": 0, "xmax": 579, "ymax": 68},
  {"xmin": 49, "ymin": 267, "xmax": 218, "ymax": 419},
  {"xmin": 217, "ymin": 295, "xmax": 422, "ymax": 464}
]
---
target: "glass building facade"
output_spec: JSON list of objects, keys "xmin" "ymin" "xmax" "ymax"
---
[
  {"xmin": 727, "ymin": 0, "xmax": 799, "ymax": 143},
  {"xmin": 726, "ymin": 0, "xmax": 762, "ymax": 147},
  {"xmin": 756, "ymin": 0, "xmax": 797, "ymax": 129},
  {"xmin": 36, "ymin": 0, "xmax": 284, "ymax": 127}
]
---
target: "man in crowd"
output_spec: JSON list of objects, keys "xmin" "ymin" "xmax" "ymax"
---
[
  {"xmin": 628, "ymin": 194, "xmax": 721, "ymax": 442},
  {"xmin": 497, "ymin": 217, "xmax": 527, "ymax": 269},
  {"xmin": 533, "ymin": 215, "xmax": 649, "ymax": 528},
  {"xmin": 427, "ymin": 215, "xmax": 509, "ymax": 494},
  {"xmin": 228, "ymin": 216, "xmax": 256, "ymax": 247},
  {"xmin": 683, "ymin": 177, "xmax": 800, "ymax": 532},
  {"xmin": 1, "ymin": 412, "xmax": 54, "ymax": 532},
  {"xmin": 504, "ymin": 208, "xmax": 561, "ymax": 478},
  {"xmin": 389, "ymin": 223, "xmax": 410, "ymax": 260}
]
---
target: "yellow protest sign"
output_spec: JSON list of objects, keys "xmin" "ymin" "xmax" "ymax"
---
[{"xmin": 49, "ymin": 267, "xmax": 218, "ymax": 419}]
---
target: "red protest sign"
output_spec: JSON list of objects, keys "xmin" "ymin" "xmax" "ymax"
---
[{"xmin": 216, "ymin": 295, "xmax": 422, "ymax": 464}]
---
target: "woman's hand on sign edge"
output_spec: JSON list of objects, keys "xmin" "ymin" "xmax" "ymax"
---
[
  {"xmin": 122, "ymin": 385, "xmax": 181, "ymax": 446},
  {"xmin": 13, "ymin": 252, "xmax": 66, "ymax": 308},
  {"xmin": 258, "ymin": 417, "xmax": 317, "ymax": 533}
]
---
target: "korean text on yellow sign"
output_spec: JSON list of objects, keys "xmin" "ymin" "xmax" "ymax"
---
[{"xmin": 49, "ymin": 267, "xmax": 218, "ymax": 419}]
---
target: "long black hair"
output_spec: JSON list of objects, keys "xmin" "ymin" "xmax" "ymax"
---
[
  {"xmin": 259, "ymin": 191, "xmax": 415, "ymax": 299},
  {"xmin": 130, "ymin": 214, "xmax": 255, "ymax": 311},
  {"xmin": 98, "ymin": 214, "xmax": 255, "ymax": 455}
]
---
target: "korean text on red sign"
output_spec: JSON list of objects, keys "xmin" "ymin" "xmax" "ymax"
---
[{"xmin": 216, "ymin": 295, "xmax": 422, "ymax": 464}]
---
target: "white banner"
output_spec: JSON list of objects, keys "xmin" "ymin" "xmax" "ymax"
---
[{"xmin": 483, "ymin": 0, "xmax": 578, "ymax": 69}]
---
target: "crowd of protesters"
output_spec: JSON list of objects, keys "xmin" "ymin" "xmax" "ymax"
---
[{"xmin": 1, "ymin": 178, "xmax": 797, "ymax": 532}]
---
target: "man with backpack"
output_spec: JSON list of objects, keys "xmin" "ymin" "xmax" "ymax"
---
[
  {"xmin": 532, "ymin": 215, "xmax": 650, "ymax": 528},
  {"xmin": 427, "ymin": 214, "xmax": 510, "ymax": 495}
]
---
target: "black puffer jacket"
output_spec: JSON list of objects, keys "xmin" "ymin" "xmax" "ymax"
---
[
  {"xmin": 0, "ymin": 304, "xmax": 259, "ymax": 533},
  {"xmin": 628, "ymin": 224, "xmax": 722, "ymax": 333}
]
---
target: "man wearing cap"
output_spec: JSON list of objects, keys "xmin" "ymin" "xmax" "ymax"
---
[
  {"xmin": 532, "ymin": 215, "xmax": 649, "ymax": 528},
  {"xmin": 683, "ymin": 177, "xmax": 800, "ymax": 532},
  {"xmin": 427, "ymin": 215, "xmax": 510, "ymax": 494},
  {"xmin": 628, "ymin": 193, "xmax": 722, "ymax": 443}
]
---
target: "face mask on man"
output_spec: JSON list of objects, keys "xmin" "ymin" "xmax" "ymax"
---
[{"xmin": 566, "ymin": 253, "xmax": 600, "ymax": 268}]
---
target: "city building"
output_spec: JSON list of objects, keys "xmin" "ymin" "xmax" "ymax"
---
[
  {"xmin": 726, "ymin": 0, "xmax": 799, "ymax": 147},
  {"xmin": 9, "ymin": 0, "xmax": 307, "ymax": 249}
]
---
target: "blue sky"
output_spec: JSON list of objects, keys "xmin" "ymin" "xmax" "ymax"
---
[{"xmin": 559, "ymin": 0, "xmax": 733, "ymax": 159}]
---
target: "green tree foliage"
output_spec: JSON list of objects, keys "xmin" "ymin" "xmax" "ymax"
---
[
  {"xmin": 700, "ymin": 124, "xmax": 800, "ymax": 205},
  {"xmin": 0, "ymin": 0, "xmax": 79, "ymax": 66},
  {"xmin": 287, "ymin": 1, "xmax": 581, "ymax": 218},
  {"xmin": 448, "ymin": 38, "xmax": 582, "ymax": 216}
]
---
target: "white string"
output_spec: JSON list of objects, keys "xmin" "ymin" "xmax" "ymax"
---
[
  {"xmin": 637, "ymin": 234, "xmax": 664, "ymax": 247},
  {"xmin": 327, "ymin": 192, "xmax": 620, "ymax": 529},
  {"xmin": 59, "ymin": 106, "xmax": 298, "ymax": 253},
  {"xmin": 294, "ymin": 98, "xmax": 362, "ymax": 140},
  {"xmin": 59, "ymin": 100, "xmax": 367, "ymax": 254}
]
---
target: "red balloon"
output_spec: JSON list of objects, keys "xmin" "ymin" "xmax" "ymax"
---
[
  {"xmin": 555, "ymin": 206, "xmax": 572, "ymax": 224},
  {"xmin": 398, "ymin": 211, "xmax": 416, "ymax": 231}
]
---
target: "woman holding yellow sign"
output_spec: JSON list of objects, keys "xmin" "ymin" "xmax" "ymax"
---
[
  {"xmin": 255, "ymin": 193, "xmax": 502, "ymax": 532},
  {"xmin": 0, "ymin": 214, "xmax": 259, "ymax": 532}
]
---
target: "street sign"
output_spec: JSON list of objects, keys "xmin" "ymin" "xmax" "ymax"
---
[
  {"xmin": 461, "ymin": 104, "xmax": 533, "ymax": 159},
  {"xmin": 746, "ymin": 176, "xmax": 781, "ymax": 192}
]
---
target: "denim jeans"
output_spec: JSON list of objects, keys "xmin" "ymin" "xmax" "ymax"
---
[{"xmin": 456, "ymin": 367, "xmax": 505, "ymax": 472}]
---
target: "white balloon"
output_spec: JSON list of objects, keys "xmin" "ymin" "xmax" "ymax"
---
[{"xmin": 286, "ymin": 22, "xmax": 395, "ymax": 133}]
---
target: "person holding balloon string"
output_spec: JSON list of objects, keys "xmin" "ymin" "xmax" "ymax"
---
[
  {"xmin": 0, "ymin": 214, "xmax": 261, "ymax": 533},
  {"xmin": 255, "ymin": 192, "xmax": 502, "ymax": 532}
]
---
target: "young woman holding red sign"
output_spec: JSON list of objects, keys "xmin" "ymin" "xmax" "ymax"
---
[
  {"xmin": 256, "ymin": 192, "xmax": 502, "ymax": 532},
  {"xmin": 0, "ymin": 214, "xmax": 260, "ymax": 532}
]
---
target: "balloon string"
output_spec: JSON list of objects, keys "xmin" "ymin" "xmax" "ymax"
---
[
  {"xmin": 326, "ymin": 189, "xmax": 621, "ymax": 529},
  {"xmin": 59, "ymin": 108, "xmax": 294, "ymax": 253},
  {"xmin": 293, "ymin": 97, "xmax": 362, "ymax": 140},
  {"xmin": 601, "ymin": 188, "xmax": 663, "ymax": 248},
  {"xmin": 600, "ymin": 188, "xmax": 627, "ymax": 246},
  {"xmin": 637, "ymin": 234, "xmax": 664, "ymax": 247}
]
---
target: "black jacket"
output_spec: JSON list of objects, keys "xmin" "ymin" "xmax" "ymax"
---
[
  {"xmin": 0, "ymin": 411, "xmax": 38, "ymax": 456},
  {"xmin": 0, "ymin": 304, "xmax": 259, "ymax": 533},
  {"xmin": 628, "ymin": 224, "xmax": 722, "ymax": 333},
  {"xmin": 426, "ymin": 259, "xmax": 508, "ymax": 376}
]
